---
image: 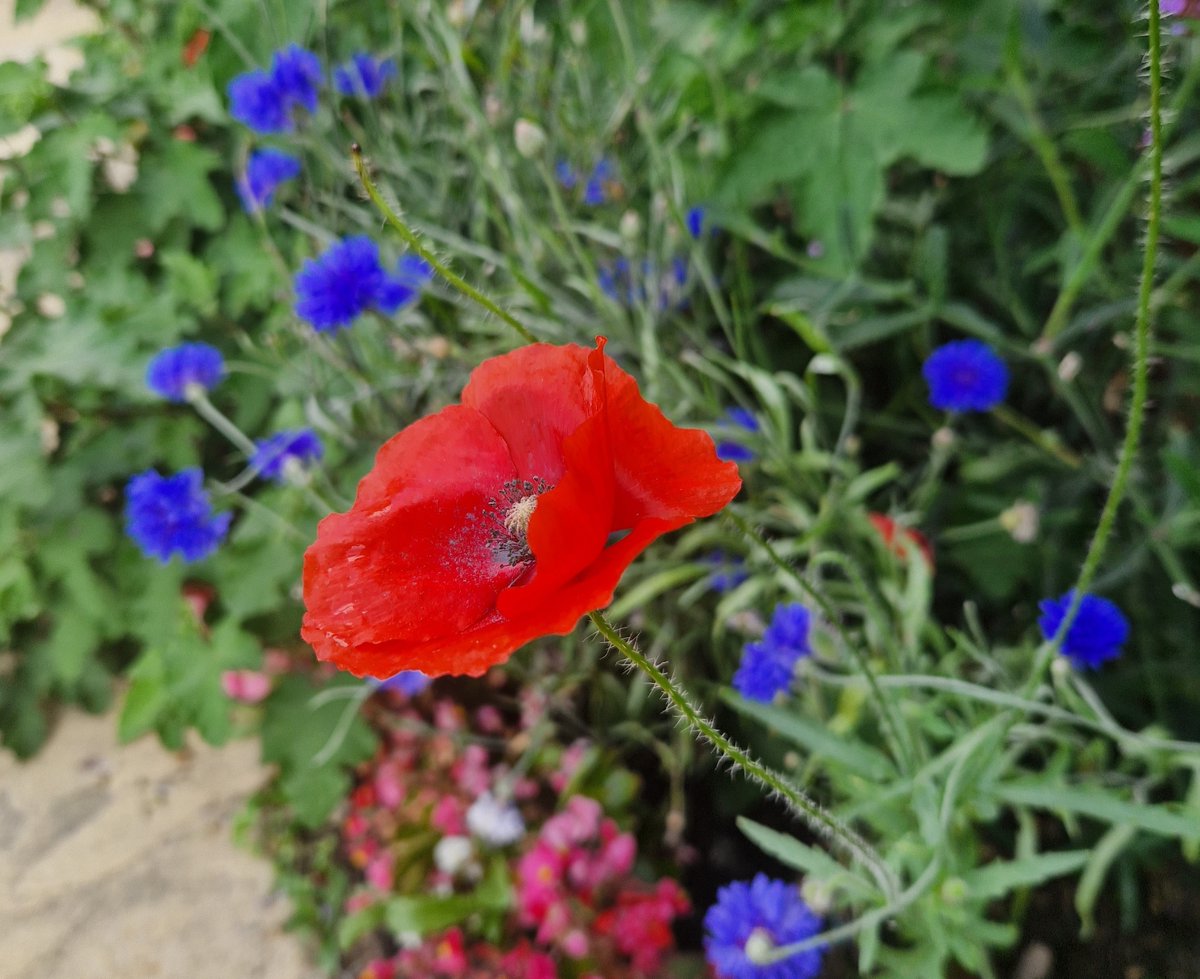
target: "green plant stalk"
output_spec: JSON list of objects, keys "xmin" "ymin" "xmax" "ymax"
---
[
  {"xmin": 351, "ymin": 146, "xmax": 539, "ymax": 345},
  {"xmin": 1026, "ymin": 1, "xmax": 1162, "ymax": 692},
  {"xmin": 588, "ymin": 610, "xmax": 900, "ymax": 901},
  {"xmin": 755, "ymin": 857, "xmax": 942, "ymax": 964},
  {"xmin": 992, "ymin": 404, "xmax": 1082, "ymax": 469},
  {"xmin": 190, "ymin": 390, "xmax": 258, "ymax": 456}
]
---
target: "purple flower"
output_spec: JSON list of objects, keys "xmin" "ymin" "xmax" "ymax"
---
[
  {"xmin": 146, "ymin": 342, "xmax": 225, "ymax": 402},
  {"xmin": 922, "ymin": 339, "xmax": 1008, "ymax": 412},
  {"xmin": 706, "ymin": 551, "xmax": 749, "ymax": 593},
  {"xmin": 733, "ymin": 604, "xmax": 811, "ymax": 703},
  {"xmin": 236, "ymin": 149, "xmax": 302, "ymax": 212},
  {"xmin": 228, "ymin": 70, "xmax": 291, "ymax": 134},
  {"xmin": 124, "ymin": 469, "xmax": 232, "ymax": 563},
  {"xmin": 1038, "ymin": 591, "xmax": 1130, "ymax": 669},
  {"xmin": 375, "ymin": 254, "xmax": 434, "ymax": 314},
  {"xmin": 555, "ymin": 160, "xmax": 578, "ymax": 190},
  {"xmin": 294, "ymin": 237, "xmax": 430, "ymax": 332},
  {"xmin": 252, "ymin": 429, "xmax": 323, "ymax": 482},
  {"xmin": 269, "ymin": 44, "xmax": 322, "ymax": 113},
  {"xmin": 334, "ymin": 53, "xmax": 398, "ymax": 98},
  {"xmin": 583, "ymin": 158, "xmax": 615, "ymax": 205},
  {"xmin": 716, "ymin": 407, "xmax": 759, "ymax": 462},
  {"xmin": 227, "ymin": 45, "xmax": 321, "ymax": 134},
  {"xmin": 704, "ymin": 874, "xmax": 825, "ymax": 979},
  {"xmin": 379, "ymin": 670, "xmax": 431, "ymax": 695}
]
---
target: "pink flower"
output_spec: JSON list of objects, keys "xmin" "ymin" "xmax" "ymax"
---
[
  {"xmin": 365, "ymin": 851, "xmax": 394, "ymax": 891},
  {"xmin": 594, "ymin": 878, "xmax": 690, "ymax": 975},
  {"xmin": 220, "ymin": 669, "xmax": 271, "ymax": 703},
  {"xmin": 451, "ymin": 744, "xmax": 491, "ymax": 795},
  {"xmin": 516, "ymin": 841, "xmax": 565, "ymax": 924},
  {"xmin": 430, "ymin": 795, "xmax": 467, "ymax": 836},
  {"xmin": 560, "ymin": 928, "xmax": 589, "ymax": 959},
  {"xmin": 373, "ymin": 760, "xmax": 406, "ymax": 809},
  {"xmin": 541, "ymin": 795, "xmax": 602, "ymax": 849}
]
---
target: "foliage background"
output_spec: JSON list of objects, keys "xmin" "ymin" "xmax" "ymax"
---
[{"xmin": 2, "ymin": 0, "xmax": 1199, "ymax": 975}]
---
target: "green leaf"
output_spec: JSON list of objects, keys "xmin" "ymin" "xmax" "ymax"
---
[
  {"xmin": 960, "ymin": 850, "xmax": 1089, "ymax": 902},
  {"xmin": 992, "ymin": 781, "xmax": 1200, "ymax": 840},
  {"xmin": 723, "ymin": 692, "xmax": 896, "ymax": 781},
  {"xmin": 119, "ymin": 654, "xmax": 168, "ymax": 741},
  {"xmin": 384, "ymin": 860, "xmax": 511, "ymax": 937},
  {"xmin": 720, "ymin": 53, "xmax": 986, "ymax": 272},
  {"xmin": 737, "ymin": 817, "xmax": 875, "ymax": 896},
  {"xmin": 14, "ymin": 0, "xmax": 51, "ymax": 21},
  {"xmin": 160, "ymin": 250, "xmax": 219, "ymax": 317},
  {"xmin": 1074, "ymin": 824, "xmax": 1136, "ymax": 938},
  {"xmin": 134, "ymin": 140, "xmax": 224, "ymax": 234},
  {"xmin": 0, "ymin": 60, "xmax": 51, "ymax": 133}
]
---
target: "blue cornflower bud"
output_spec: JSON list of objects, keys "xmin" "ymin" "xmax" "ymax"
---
[
  {"xmin": 333, "ymin": 53, "xmax": 398, "ymax": 98},
  {"xmin": 252, "ymin": 429, "xmax": 323, "ymax": 483}
]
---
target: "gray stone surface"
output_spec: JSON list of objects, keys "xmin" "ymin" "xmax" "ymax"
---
[{"xmin": 0, "ymin": 710, "xmax": 322, "ymax": 979}]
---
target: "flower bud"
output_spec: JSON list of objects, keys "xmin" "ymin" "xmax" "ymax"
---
[{"xmin": 513, "ymin": 118, "xmax": 547, "ymax": 158}]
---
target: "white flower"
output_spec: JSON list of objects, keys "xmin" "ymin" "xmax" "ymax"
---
[
  {"xmin": 466, "ymin": 791, "xmax": 525, "ymax": 847},
  {"xmin": 433, "ymin": 835, "xmax": 475, "ymax": 876}
]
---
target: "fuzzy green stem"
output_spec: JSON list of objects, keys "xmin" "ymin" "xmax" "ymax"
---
[
  {"xmin": 1026, "ymin": 2, "xmax": 1163, "ymax": 691},
  {"xmin": 351, "ymin": 146, "xmax": 538, "ymax": 345},
  {"xmin": 588, "ymin": 610, "xmax": 899, "ymax": 900}
]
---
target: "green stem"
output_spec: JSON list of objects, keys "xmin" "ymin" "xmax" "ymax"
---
[
  {"xmin": 756, "ymin": 857, "xmax": 941, "ymax": 964},
  {"xmin": 190, "ymin": 391, "xmax": 257, "ymax": 457},
  {"xmin": 992, "ymin": 404, "xmax": 1082, "ymax": 469},
  {"xmin": 351, "ymin": 146, "xmax": 538, "ymax": 344},
  {"xmin": 1026, "ymin": 1, "xmax": 1163, "ymax": 692},
  {"xmin": 588, "ymin": 610, "xmax": 899, "ymax": 901}
]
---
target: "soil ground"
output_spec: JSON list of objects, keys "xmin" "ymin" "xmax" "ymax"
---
[{"xmin": 0, "ymin": 708, "xmax": 322, "ymax": 979}]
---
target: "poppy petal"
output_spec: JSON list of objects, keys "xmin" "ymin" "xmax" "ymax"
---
[
  {"xmin": 602, "ymin": 360, "xmax": 742, "ymax": 525},
  {"xmin": 462, "ymin": 343, "xmax": 593, "ymax": 483},
  {"xmin": 301, "ymin": 405, "xmax": 522, "ymax": 664},
  {"xmin": 496, "ymin": 347, "xmax": 614, "ymax": 619}
]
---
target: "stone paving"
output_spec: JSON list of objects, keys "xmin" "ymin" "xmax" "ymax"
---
[{"xmin": 0, "ymin": 710, "xmax": 322, "ymax": 979}]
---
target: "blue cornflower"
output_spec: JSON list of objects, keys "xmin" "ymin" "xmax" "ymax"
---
[
  {"xmin": 922, "ymin": 339, "xmax": 1008, "ymax": 412},
  {"xmin": 716, "ymin": 407, "xmax": 759, "ymax": 462},
  {"xmin": 724, "ymin": 407, "xmax": 760, "ymax": 432},
  {"xmin": 379, "ymin": 670, "xmax": 432, "ymax": 696},
  {"xmin": 704, "ymin": 874, "xmax": 825, "ymax": 979},
  {"xmin": 717, "ymin": 442, "xmax": 755, "ymax": 462},
  {"xmin": 252, "ymin": 429, "xmax": 323, "ymax": 483},
  {"xmin": 334, "ymin": 53, "xmax": 398, "ymax": 98},
  {"xmin": 375, "ymin": 254, "xmax": 434, "ymax": 313},
  {"xmin": 555, "ymin": 159, "xmax": 578, "ymax": 190},
  {"xmin": 293, "ymin": 236, "xmax": 390, "ymax": 332},
  {"xmin": 227, "ymin": 45, "xmax": 322, "ymax": 134},
  {"xmin": 686, "ymin": 205, "xmax": 706, "ymax": 239},
  {"xmin": 270, "ymin": 44, "xmax": 322, "ymax": 113},
  {"xmin": 228, "ymin": 69, "xmax": 291, "ymax": 134},
  {"xmin": 146, "ymin": 342, "xmax": 225, "ymax": 402},
  {"xmin": 583, "ymin": 158, "xmax": 615, "ymax": 205},
  {"xmin": 236, "ymin": 149, "xmax": 302, "ymax": 212},
  {"xmin": 1038, "ymin": 591, "xmax": 1130, "ymax": 669},
  {"xmin": 124, "ymin": 469, "xmax": 232, "ymax": 563},
  {"xmin": 733, "ymin": 603, "xmax": 811, "ymax": 703},
  {"xmin": 706, "ymin": 551, "xmax": 749, "ymax": 593}
]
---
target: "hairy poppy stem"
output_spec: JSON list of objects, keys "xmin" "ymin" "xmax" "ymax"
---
[
  {"xmin": 588, "ymin": 610, "xmax": 900, "ymax": 902},
  {"xmin": 351, "ymin": 145, "xmax": 539, "ymax": 345},
  {"xmin": 1026, "ymin": 2, "xmax": 1162, "ymax": 694}
]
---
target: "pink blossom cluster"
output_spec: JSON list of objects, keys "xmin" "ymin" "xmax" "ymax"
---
[
  {"xmin": 513, "ymin": 795, "xmax": 689, "ymax": 975},
  {"xmin": 338, "ymin": 682, "xmax": 690, "ymax": 978}
]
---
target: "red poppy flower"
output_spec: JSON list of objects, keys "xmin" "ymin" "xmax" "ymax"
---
[
  {"xmin": 868, "ymin": 513, "xmax": 934, "ymax": 568},
  {"xmin": 302, "ymin": 339, "xmax": 741, "ymax": 678}
]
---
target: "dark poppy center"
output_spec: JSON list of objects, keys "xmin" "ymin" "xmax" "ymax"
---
[{"xmin": 485, "ymin": 477, "xmax": 551, "ymax": 566}]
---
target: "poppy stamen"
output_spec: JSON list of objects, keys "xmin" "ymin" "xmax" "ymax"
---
[{"xmin": 485, "ymin": 477, "xmax": 550, "ymax": 566}]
